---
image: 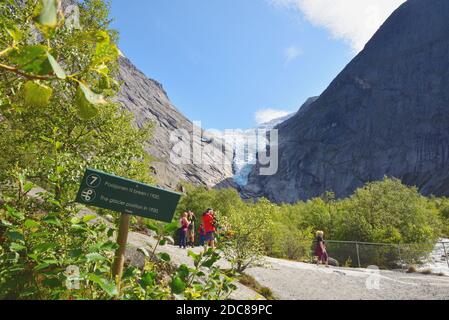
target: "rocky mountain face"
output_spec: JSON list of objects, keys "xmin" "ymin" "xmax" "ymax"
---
[
  {"xmin": 58, "ymin": 0, "xmax": 233, "ymax": 189},
  {"xmin": 116, "ymin": 57, "xmax": 233, "ymax": 189},
  {"xmin": 242, "ymin": 0, "xmax": 449, "ymax": 203}
]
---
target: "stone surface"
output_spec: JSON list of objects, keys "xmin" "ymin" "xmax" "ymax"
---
[
  {"xmin": 116, "ymin": 56, "xmax": 233, "ymax": 189},
  {"xmin": 242, "ymin": 0, "xmax": 449, "ymax": 203}
]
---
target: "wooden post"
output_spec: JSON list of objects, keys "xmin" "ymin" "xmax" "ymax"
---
[
  {"xmin": 112, "ymin": 213, "xmax": 131, "ymax": 289},
  {"xmin": 356, "ymin": 242, "xmax": 361, "ymax": 268},
  {"xmin": 443, "ymin": 242, "xmax": 449, "ymax": 269}
]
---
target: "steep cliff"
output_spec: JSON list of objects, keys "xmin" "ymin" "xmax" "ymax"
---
[
  {"xmin": 116, "ymin": 56, "xmax": 233, "ymax": 189},
  {"xmin": 242, "ymin": 0, "xmax": 449, "ymax": 203}
]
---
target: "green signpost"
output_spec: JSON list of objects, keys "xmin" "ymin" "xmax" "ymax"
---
[{"xmin": 75, "ymin": 168, "xmax": 182, "ymax": 288}]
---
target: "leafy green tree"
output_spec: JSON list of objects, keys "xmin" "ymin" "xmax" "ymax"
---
[
  {"xmin": 334, "ymin": 178, "xmax": 441, "ymax": 244},
  {"xmin": 220, "ymin": 198, "xmax": 274, "ymax": 273}
]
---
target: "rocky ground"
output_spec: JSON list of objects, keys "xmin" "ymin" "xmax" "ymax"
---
[
  {"xmin": 127, "ymin": 228, "xmax": 449, "ymax": 300},
  {"xmin": 246, "ymin": 257, "xmax": 449, "ymax": 300}
]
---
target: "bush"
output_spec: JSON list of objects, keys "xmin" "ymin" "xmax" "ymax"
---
[{"xmin": 179, "ymin": 178, "xmax": 445, "ymax": 269}]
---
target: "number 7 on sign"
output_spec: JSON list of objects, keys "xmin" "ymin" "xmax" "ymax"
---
[{"xmin": 86, "ymin": 174, "xmax": 101, "ymax": 188}]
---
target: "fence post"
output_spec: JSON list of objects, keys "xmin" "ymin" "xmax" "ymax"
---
[
  {"xmin": 397, "ymin": 244, "xmax": 405, "ymax": 272},
  {"xmin": 443, "ymin": 242, "xmax": 449, "ymax": 269},
  {"xmin": 356, "ymin": 242, "xmax": 361, "ymax": 268}
]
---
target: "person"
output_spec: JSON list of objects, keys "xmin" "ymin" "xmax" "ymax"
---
[
  {"xmin": 187, "ymin": 211, "xmax": 196, "ymax": 247},
  {"xmin": 198, "ymin": 223, "xmax": 206, "ymax": 246},
  {"xmin": 315, "ymin": 231, "xmax": 329, "ymax": 267},
  {"xmin": 202, "ymin": 208, "xmax": 216, "ymax": 249},
  {"xmin": 179, "ymin": 212, "xmax": 190, "ymax": 249}
]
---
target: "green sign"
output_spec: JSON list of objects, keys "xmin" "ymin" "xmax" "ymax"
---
[{"xmin": 75, "ymin": 169, "xmax": 182, "ymax": 223}]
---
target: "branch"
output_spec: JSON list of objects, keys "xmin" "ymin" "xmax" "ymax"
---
[
  {"xmin": 0, "ymin": 47, "xmax": 13, "ymax": 57},
  {"xmin": 0, "ymin": 63, "xmax": 56, "ymax": 81}
]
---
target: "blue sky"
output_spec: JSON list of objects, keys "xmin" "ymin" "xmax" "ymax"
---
[{"xmin": 109, "ymin": 0, "xmax": 404, "ymax": 130}]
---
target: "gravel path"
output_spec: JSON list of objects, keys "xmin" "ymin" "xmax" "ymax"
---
[
  {"xmin": 246, "ymin": 257, "xmax": 449, "ymax": 300},
  {"xmin": 127, "ymin": 232, "xmax": 264, "ymax": 300},
  {"xmin": 127, "ymin": 232, "xmax": 449, "ymax": 300}
]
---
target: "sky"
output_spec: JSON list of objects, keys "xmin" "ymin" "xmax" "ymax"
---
[{"xmin": 109, "ymin": 0, "xmax": 405, "ymax": 130}]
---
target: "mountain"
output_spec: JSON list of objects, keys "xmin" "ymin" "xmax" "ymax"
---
[
  {"xmin": 242, "ymin": 0, "xmax": 449, "ymax": 203},
  {"xmin": 231, "ymin": 97, "xmax": 319, "ymax": 187},
  {"xmin": 116, "ymin": 56, "xmax": 233, "ymax": 189},
  {"xmin": 258, "ymin": 97, "xmax": 319, "ymax": 130}
]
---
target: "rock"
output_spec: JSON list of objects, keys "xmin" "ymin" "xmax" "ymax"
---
[
  {"xmin": 328, "ymin": 257, "xmax": 339, "ymax": 267},
  {"xmin": 165, "ymin": 236, "xmax": 175, "ymax": 245},
  {"xmin": 116, "ymin": 57, "xmax": 233, "ymax": 189},
  {"xmin": 243, "ymin": 0, "xmax": 449, "ymax": 203},
  {"xmin": 124, "ymin": 246, "xmax": 147, "ymax": 270}
]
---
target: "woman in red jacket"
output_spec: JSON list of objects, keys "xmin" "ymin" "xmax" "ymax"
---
[{"xmin": 202, "ymin": 208, "xmax": 216, "ymax": 249}]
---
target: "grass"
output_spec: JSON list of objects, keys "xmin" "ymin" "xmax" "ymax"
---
[{"xmin": 238, "ymin": 273, "xmax": 276, "ymax": 300}]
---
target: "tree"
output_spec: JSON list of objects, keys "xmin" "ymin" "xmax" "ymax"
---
[
  {"xmin": 334, "ymin": 178, "xmax": 441, "ymax": 244},
  {"xmin": 220, "ymin": 198, "xmax": 273, "ymax": 273},
  {"xmin": 0, "ymin": 0, "xmax": 154, "ymax": 299},
  {"xmin": 0, "ymin": 0, "xmax": 154, "ymax": 198}
]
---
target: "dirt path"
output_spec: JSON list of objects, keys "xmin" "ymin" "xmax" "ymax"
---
[
  {"xmin": 246, "ymin": 257, "xmax": 449, "ymax": 300},
  {"xmin": 77, "ymin": 208, "xmax": 449, "ymax": 301}
]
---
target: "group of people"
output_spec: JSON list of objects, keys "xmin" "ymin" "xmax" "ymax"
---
[
  {"xmin": 178, "ymin": 208, "xmax": 217, "ymax": 250},
  {"xmin": 179, "ymin": 210, "xmax": 330, "ymax": 267}
]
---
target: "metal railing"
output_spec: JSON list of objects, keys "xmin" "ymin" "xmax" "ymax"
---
[{"xmin": 312, "ymin": 240, "xmax": 449, "ymax": 272}]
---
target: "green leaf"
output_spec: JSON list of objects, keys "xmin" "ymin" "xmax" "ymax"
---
[
  {"xmin": 80, "ymin": 82, "xmax": 106, "ymax": 105},
  {"xmin": 177, "ymin": 264, "xmax": 190, "ymax": 280},
  {"xmin": 42, "ymin": 277, "xmax": 62, "ymax": 288},
  {"xmin": 33, "ymin": 243, "xmax": 57, "ymax": 253},
  {"xmin": 87, "ymin": 274, "xmax": 118, "ymax": 297},
  {"xmin": 201, "ymin": 255, "xmax": 220, "ymax": 269},
  {"xmin": 24, "ymin": 81, "xmax": 53, "ymax": 108},
  {"xmin": 82, "ymin": 214, "xmax": 97, "ymax": 223},
  {"xmin": 1, "ymin": 219, "xmax": 13, "ymax": 227},
  {"xmin": 170, "ymin": 277, "xmax": 186, "ymax": 295},
  {"xmin": 146, "ymin": 221, "xmax": 159, "ymax": 232},
  {"xmin": 23, "ymin": 182, "xmax": 34, "ymax": 193},
  {"xmin": 35, "ymin": 0, "xmax": 59, "ymax": 28},
  {"xmin": 163, "ymin": 222, "xmax": 179, "ymax": 234},
  {"xmin": 75, "ymin": 84, "xmax": 102, "ymax": 120},
  {"xmin": 157, "ymin": 252, "xmax": 171, "ymax": 262},
  {"xmin": 6, "ymin": 26, "xmax": 22, "ymax": 43},
  {"xmin": 86, "ymin": 253, "xmax": 106, "ymax": 262},
  {"xmin": 43, "ymin": 216, "xmax": 62, "ymax": 227},
  {"xmin": 7, "ymin": 231, "xmax": 24, "ymax": 242},
  {"xmin": 34, "ymin": 263, "xmax": 50, "ymax": 271},
  {"xmin": 24, "ymin": 219, "xmax": 40, "ymax": 229},
  {"xmin": 8, "ymin": 45, "xmax": 51, "ymax": 75},
  {"xmin": 46, "ymin": 52, "xmax": 66, "ymax": 79},
  {"xmin": 68, "ymin": 249, "xmax": 83, "ymax": 259},
  {"xmin": 159, "ymin": 239, "xmax": 167, "ymax": 246},
  {"xmin": 139, "ymin": 272, "xmax": 156, "ymax": 288},
  {"xmin": 6, "ymin": 205, "xmax": 25, "ymax": 221},
  {"xmin": 10, "ymin": 243, "xmax": 26, "ymax": 252}
]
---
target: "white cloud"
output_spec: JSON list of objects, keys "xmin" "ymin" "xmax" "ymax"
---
[
  {"xmin": 269, "ymin": 0, "xmax": 406, "ymax": 52},
  {"xmin": 284, "ymin": 45, "xmax": 302, "ymax": 64},
  {"xmin": 255, "ymin": 108, "xmax": 292, "ymax": 125}
]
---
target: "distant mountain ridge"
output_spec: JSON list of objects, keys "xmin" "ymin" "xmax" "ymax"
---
[{"xmin": 242, "ymin": 0, "xmax": 449, "ymax": 203}]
